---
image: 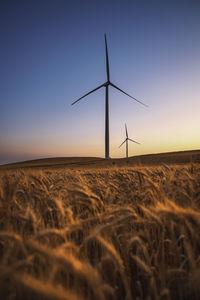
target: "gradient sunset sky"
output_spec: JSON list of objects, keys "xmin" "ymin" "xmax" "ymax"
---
[{"xmin": 1, "ymin": 0, "xmax": 200, "ymax": 164}]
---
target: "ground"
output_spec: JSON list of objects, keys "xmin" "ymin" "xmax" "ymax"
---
[{"xmin": 0, "ymin": 150, "xmax": 200, "ymax": 299}]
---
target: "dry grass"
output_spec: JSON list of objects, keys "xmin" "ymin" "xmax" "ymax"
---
[{"xmin": 0, "ymin": 163, "xmax": 200, "ymax": 299}]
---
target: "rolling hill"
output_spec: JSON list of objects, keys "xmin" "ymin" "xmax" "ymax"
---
[{"xmin": 0, "ymin": 149, "xmax": 200, "ymax": 170}]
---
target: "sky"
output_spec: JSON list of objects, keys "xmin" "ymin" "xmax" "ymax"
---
[{"xmin": 1, "ymin": 0, "xmax": 200, "ymax": 164}]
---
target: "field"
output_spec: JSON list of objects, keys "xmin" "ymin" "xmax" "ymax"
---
[{"xmin": 1, "ymin": 151, "xmax": 200, "ymax": 300}]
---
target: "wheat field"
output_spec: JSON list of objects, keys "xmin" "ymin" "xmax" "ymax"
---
[{"xmin": 0, "ymin": 163, "xmax": 200, "ymax": 299}]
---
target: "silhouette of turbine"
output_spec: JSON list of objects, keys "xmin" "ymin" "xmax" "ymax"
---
[
  {"xmin": 71, "ymin": 34, "xmax": 147, "ymax": 159},
  {"xmin": 119, "ymin": 123, "xmax": 140, "ymax": 158}
]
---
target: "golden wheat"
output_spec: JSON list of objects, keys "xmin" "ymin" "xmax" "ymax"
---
[{"xmin": 0, "ymin": 164, "xmax": 200, "ymax": 299}]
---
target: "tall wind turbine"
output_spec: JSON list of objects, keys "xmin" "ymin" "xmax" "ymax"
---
[
  {"xmin": 71, "ymin": 34, "xmax": 147, "ymax": 158},
  {"xmin": 119, "ymin": 123, "xmax": 140, "ymax": 158}
]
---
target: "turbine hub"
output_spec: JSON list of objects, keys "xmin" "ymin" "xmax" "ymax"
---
[{"xmin": 104, "ymin": 81, "xmax": 110, "ymax": 87}]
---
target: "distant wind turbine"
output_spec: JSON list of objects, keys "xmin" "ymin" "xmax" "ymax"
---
[
  {"xmin": 71, "ymin": 34, "xmax": 147, "ymax": 158},
  {"xmin": 119, "ymin": 123, "xmax": 140, "ymax": 158}
]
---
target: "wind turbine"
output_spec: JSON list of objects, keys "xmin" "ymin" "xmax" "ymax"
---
[
  {"xmin": 119, "ymin": 123, "xmax": 140, "ymax": 158},
  {"xmin": 71, "ymin": 34, "xmax": 147, "ymax": 159}
]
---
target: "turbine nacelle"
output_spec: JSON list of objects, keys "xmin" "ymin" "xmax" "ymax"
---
[{"xmin": 104, "ymin": 81, "xmax": 110, "ymax": 87}]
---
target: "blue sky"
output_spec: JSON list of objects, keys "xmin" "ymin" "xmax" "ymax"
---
[{"xmin": 1, "ymin": 0, "xmax": 200, "ymax": 164}]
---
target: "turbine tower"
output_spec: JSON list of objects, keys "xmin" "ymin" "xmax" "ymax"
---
[
  {"xmin": 119, "ymin": 123, "xmax": 140, "ymax": 158},
  {"xmin": 71, "ymin": 34, "xmax": 147, "ymax": 158}
]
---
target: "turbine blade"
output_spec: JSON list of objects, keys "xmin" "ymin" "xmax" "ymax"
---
[
  {"xmin": 104, "ymin": 34, "xmax": 110, "ymax": 82},
  {"xmin": 119, "ymin": 139, "xmax": 127, "ymax": 148},
  {"xmin": 125, "ymin": 123, "xmax": 128, "ymax": 138},
  {"xmin": 71, "ymin": 83, "xmax": 105, "ymax": 105},
  {"xmin": 110, "ymin": 82, "xmax": 148, "ymax": 107},
  {"xmin": 128, "ymin": 138, "xmax": 140, "ymax": 144}
]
